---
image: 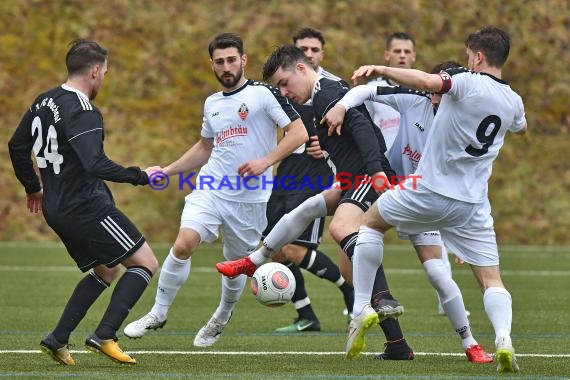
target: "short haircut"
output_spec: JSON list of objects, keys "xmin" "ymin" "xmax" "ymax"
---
[
  {"xmin": 208, "ymin": 32, "xmax": 244, "ymax": 58},
  {"xmin": 262, "ymin": 45, "xmax": 312, "ymax": 81},
  {"xmin": 465, "ymin": 26, "xmax": 510, "ymax": 67},
  {"xmin": 386, "ymin": 32, "xmax": 415, "ymax": 49},
  {"xmin": 430, "ymin": 60, "xmax": 462, "ymax": 74},
  {"xmin": 292, "ymin": 27, "xmax": 325, "ymax": 46},
  {"xmin": 65, "ymin": 40, "xmax": 107, "ymax": 76}
]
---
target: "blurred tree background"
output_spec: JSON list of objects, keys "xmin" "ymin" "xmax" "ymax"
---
[{"xmin": 1, "ymin": 0, "xmax": 568, "ymax": 245}]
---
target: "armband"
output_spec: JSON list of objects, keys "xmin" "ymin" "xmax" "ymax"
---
[{"xmin": 438, "ymin": 71, "xmax": 452, "ymax": 94}]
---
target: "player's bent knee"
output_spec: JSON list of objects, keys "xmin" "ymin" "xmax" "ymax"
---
[
  {"xmin": 281, "ymin": 244, "xmax": 306, "ymax": 264},
  {"xmin": 125, "ymin": 243, "xmax": 159, "ymax": 273},
  {"xmin": 94, "ymin": 264, "xmax": 121, "ymax": 283}
]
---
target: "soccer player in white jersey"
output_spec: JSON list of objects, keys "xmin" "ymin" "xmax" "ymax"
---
[
  {"xmin": 345, "ymin": 26, "xmax": 526, "ymax": 373},
  {"xmin": 321, "ymin": 62, "xmax": 492, "ymax": 363},
  {"xmin": 123, "ymin": 33, "xmax": 308, "ymax": 346},
  {"xmin": 365, "ymin": 32, "xmax": 416, "ymax": 150}
]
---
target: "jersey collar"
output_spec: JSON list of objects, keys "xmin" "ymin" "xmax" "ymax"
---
[
  {"xmin": 222, "ymin": 79, "xmax": 252, "ymax": 96},
  {"xmin": 61, "ymin": 84, "xmax": 90, "ymax": 103}
]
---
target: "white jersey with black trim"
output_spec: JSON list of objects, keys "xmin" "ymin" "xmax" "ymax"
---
[
  {"xmin": 199, "ymin": 79, "xmax": 299, "ymax": 203},
  {"xmin": 364, "ymin": 77, "xmax": 401, "ymax": 150},
  {"xmin": 417, "ymin": 69, "xmax": 526, "ymax": 203}
]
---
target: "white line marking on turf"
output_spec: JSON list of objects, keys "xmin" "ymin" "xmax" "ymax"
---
[
  {"xmin": 1, "ymin": 265, "xmax": 569, "ymax": 277},
  {"xmin": 1, "ymin": 350, "xmax": 568, "ymax": 358}
]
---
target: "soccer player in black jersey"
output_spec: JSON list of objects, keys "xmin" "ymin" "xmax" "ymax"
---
[
  {"xmin": 217, "ymin": 45, "xmax": 414, "ymax": 360},
  {"xmin": 8, "ymin": 40, "xmax": 160, "ymax": 365},
  {"xmin": 267, "ymin": 27, "xmax": 354, "ymax": 333}
]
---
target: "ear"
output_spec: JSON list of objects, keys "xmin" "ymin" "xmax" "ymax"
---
[
  {"xmin": 241, "ymin": 53, "xmax": 247, "ymax": 67},
  {"xmin": 91, "ymin": 64, "xmax": 100, "ymax": 79},
  {"xmin": 476, "ymin": 51, "xmax": 485, "ymax": 66},
  {"xmin": 384, "ymin": 50, "xmax": 391, "ymax": 62},
  {"xmin": 296, "ymin": 61, "xmax": 306, "ymax": 74}
]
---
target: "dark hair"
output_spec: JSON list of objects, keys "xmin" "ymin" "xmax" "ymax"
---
[
  {"xmin": 465, "ymin": 26, "xmax": 510, "ymax": 67},
  {"xmin": 208, "ymin": 32, "xmax": 244, "ymax": 58},
  {"xmin": 65, "ymin": 39, "xmax": 107, "ymax": 76},
  {"xmin": 292, "ymin": 27, "xmax": 325, "ymax": 46},
  {"xmin": 386, "ymin": 32, "xmax": 415, "ymax": 50},
  {"xmin": 430, "ymin": 60, "xmax": 462, "ymax": 74},
  {"xmin": 262, "ymin": 45, "xmax": 312, "ymax": 81}
]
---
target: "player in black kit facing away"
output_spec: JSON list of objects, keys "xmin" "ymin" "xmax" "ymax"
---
[{"xmin": 8, "ymin": 39, "xmax": 160, "ymax": 365}]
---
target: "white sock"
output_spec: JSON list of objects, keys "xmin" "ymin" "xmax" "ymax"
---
[
  {"xmin": 423, "ymin": 259, "xmax": 476, "ymax": 349},
  {"xmin": 483, "ymin": 286, "xmax": 513, "ymax": 345},
  {"xmin": 151, "ymin": 249, "xmax": 191, "ymax": 321},
  {"xmin": 213, "ymin": 275, "xmax": 247, "ymax": 323},
  {"xmin": 352, "ymin": 226, "xmax": 383, "ymax": 316},
  {"xmin": 250, "ymin": 194, "xmax": 327, "ymax": 266},
  {"xmin": 436, "ymin": 244, "xmax": 452, "ymax": 306}
]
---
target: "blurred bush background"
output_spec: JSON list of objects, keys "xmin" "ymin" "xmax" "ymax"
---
[{"xmin": 1, "ymin": 0, "xmax": 568, "ymax": 245}]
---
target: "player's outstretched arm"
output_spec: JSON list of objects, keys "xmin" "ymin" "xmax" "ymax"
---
[
  {"xmin": 353, "ymin": 65, "xmax": 443, "ymax": 93},
  {"xmin": 163, "ymin": 137, "xmax": 213, "ymax": 176}
]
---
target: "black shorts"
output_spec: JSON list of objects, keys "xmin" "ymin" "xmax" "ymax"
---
[
  {"xmin": 263, "ymin": 192, "xmax": 324, "ymax": 249},
  {"xmin": 338, "ymin": 179, "xmax": 379, "ymax": 212},
  {"xmin": 47, "ymin": 206, "xmax": 145, "ymax": 272}
]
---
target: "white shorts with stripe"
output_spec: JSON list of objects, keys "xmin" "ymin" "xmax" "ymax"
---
[{"xmin": 378, "ymin": 180, "xmax": 498, "ymax": 266}]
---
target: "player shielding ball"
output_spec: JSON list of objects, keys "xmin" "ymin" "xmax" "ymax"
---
[{"xmin": 346, "ymin": 26, "xmax": 526, "ymax": 373}]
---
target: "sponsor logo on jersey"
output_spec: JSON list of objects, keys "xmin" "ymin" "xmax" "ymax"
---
[
  {"xmin": 215, "ymin": 125, "xmax": 248, "ymax": 145},
  {"xmin": 402, "ymin": 143, "xmax": 422, "ymax": 163},
  {"xmin": 238, "ymin": 103, "xmax": 249, "ymax": 120}
]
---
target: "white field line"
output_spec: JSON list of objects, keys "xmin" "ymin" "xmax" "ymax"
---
[
  {"xmin": 0, "ymin": 350, "xmax": 568, "ymax": 358},
  {"xmin": 0, "ymin": 265, "xmax": 569, "ymax": 277}
]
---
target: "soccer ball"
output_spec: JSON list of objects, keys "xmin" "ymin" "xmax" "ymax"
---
[{"xmin": 251, "ymin": 262, "xmax": 296, "ymax": 307}]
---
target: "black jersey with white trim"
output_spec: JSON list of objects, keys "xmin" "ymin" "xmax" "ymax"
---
[
  {"xmin": 311, "ymin": 77, "xmax": 394, "ymax": 178},
  {"xmin": 8, "ymin": 85, "xmax": 148, "ymax": 217}
]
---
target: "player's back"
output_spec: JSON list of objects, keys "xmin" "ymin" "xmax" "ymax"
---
[
  {"xmin": 418, "ymin": 69, "xmax": 526, "ymax": 203},
  {"xmin": 22, "ymin": 86, "xmax": 113, "ymax": 216}
]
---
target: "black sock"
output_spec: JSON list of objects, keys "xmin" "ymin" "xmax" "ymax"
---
[
  {"xmin": 299, "ymin": 248, "xmax": 341, "ymax": 283},
  {"xmin": 339, "ymin": 232, "xmax": 358, "ymax": 261},
  {"xmin": 287, "ymin": 263, "xmax": 318, "ymax": 321},
  {"xmin": 371, "ymin": 265, "xmax": 404, "ymax": 341},
  {"xmin": 94, "ymin": 266, "xmax": 153, "ymax": 340},
  {"xmin": 52, "ymin": 272, "xmax": 109, "ymax": 344}
]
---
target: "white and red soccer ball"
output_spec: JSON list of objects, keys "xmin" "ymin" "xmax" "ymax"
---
[{"xmin": 251, "ymin": 262, "xmax": 296, "ymax": 307}]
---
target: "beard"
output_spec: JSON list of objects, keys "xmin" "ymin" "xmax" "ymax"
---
[{"xmin": 215, "ymin": 66, "xmax": 244, "ymax": 89}]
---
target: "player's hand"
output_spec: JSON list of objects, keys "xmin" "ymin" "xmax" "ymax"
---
[
  {"xmin": 144, "ymin": 166, "xmax": 162, "ymax": 177},
  {"xmin": 305, "ymin": 135, "xmax": 325, "ymax": 159},
  {"xmin": 371, "ymin": 172, "xmax": 390, "ymax": 195},
  {"xmin": 320, "ymin": 104, "xmax": 347, "ymax": 136},
  {"xmin": 144, "ymin": 166, "xmax": 165, "ymax": 185},
  {"xmin": 238, "ymin": 159, "xmax": 270, "ymax": 177},
  {"xmin": 454, "ymin": 256, "xmax": 465, "ymax": 265},
  {"xmin": 352, "ymin": 65, "xmax": 381, "ymax": 85},
  {"xmin": 26, "ymin": 190, "xmax": 43, "ymax": 213}
]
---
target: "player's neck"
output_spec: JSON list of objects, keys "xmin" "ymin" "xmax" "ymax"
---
[
  {"xmin": 474, "ymin": 63, "xmax": 502, "ymax": 79},
  {"xmin": 64, "ymin": 78, "xmax": 91, "ymax": 99}
]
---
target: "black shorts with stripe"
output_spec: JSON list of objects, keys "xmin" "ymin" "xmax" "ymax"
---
[
  {"xmin": 46, "ymin": 206, "xmax": 145, "ymax": 272},
  {"xmin": 338, "ymin": 178, "xmax": 379, "ymax": 212},
  {"xmin": 263, "ymin": 192, "xmax": 324, "ymax": 249}
]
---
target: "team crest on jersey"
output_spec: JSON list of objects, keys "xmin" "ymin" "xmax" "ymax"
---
[{"xmin": 238, "ymin": 103, "xmax": 249, "ymax": 121}]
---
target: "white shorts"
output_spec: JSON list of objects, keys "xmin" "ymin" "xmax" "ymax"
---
[
  {"xmin": 397, "ymin": 229, "xmax": 442, "ymax": 246},
  {"xmin": 378, "ymin": 181, "xmax": 498, "ymax": 266},
  {"xmin": 180, "ymin": 190, "xmax": 267, "ymax": 260}
]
